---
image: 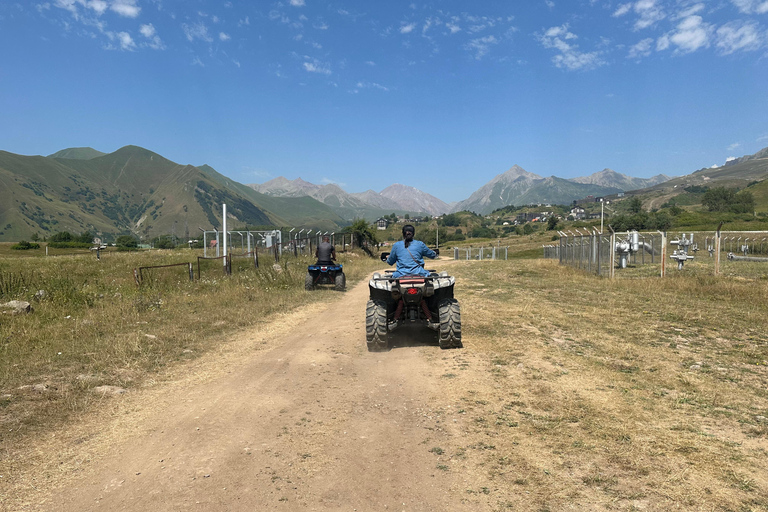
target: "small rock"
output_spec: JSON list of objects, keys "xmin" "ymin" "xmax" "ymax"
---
[
  {"xmin": 144, "ymin": 334, "xmax": 157, "ymax": 340},
  {"xmin": 92, "ymin": 386, "xmax": 127, "ymax": 396},
  {"xmin": 756, "ymin": 416, "xmax": 767, "ymax": 424},
  {"xmin": 76, "ymin": 374, "xmax": 100, "ymax": 383},
  {"xmin": 1, "ymin": 301, "xmax": 33, "ymax": 315},
  {"xmin": 272, "ymin": 264, "xmax": 283, "ymax": 273},
  {"xmin": 34, "ymin": 290, "xmax": 47, "ymax": 301},
  {"xmin": 689, "ymin": 364, "xmax": 701, "ymax": 371}
]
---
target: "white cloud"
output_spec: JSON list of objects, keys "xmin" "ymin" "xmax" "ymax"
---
[
  {"xmin": 731, "ymin": 0, "xmax": 768, "ymax": 14},
  {"xmin": 106, "ymin": 30, "xmax": 135, "ymax": 50},
  {"xmin": 110, "ymin": 0, "xmax": 140, "ymax": 18},
  {"xmin": 354, "ymin": 81, "xmax": 390, "ymax": 92},
  {"xmin": 544, "ymin": 0, "xmax": 555, "ymax": 9},
  {"xmin": 117, "ymin": 31, "xmax": 134, "ymax": 49},
  {"xmin": 139, "ymin": 23, "xmax": 155, "ymax": 38},
  {"xmin": 716, "ymin": 20, "xmax": 764, "ymax": 54},
  {"xmin": 290, "ymin": 0, "xmax": 305, "ymax": 6},
  {"xmin": 613, "ymin": 3, "xmax": 632, "ymax": 17},
  {"xmin": 726, "ymin": 156, "xmax": 738, "ymax": 162},
  {"xmin": 677, "ymin": 3, "xmax": 705, "ymax": 18},
  {"xmin": 664, "ymin": 15, "xmax": 712, "ymax": 53},
  {"xmin": 538, "ymin": 24, "xmax": 604, "ymax": 70},
  {"xmin": 728, "ymin": 142, "xmax": 742, "ymax": 151},
  {"xmin": 446, "ymin": 22, "xmax": 461, "ymax": 34},
  {"xmin": 466, "ymin": 35, "xmax": 498, "ymax": 59},
  {"xmin": 656, "ymin": 34, "xmax": 670, "ymax": 50},
  {"xmin": 183, "ymin": 22, "xmax": 213, "ymax": 43},
  {"xmin": 303, "ymin": 58, "xmax": 331, "ymax": 75},
  {"xmin": 219, "ymin": 32, "xmax": 230, "ymax": 41},
  {"xmin": 633, "ymin": 0, "xmax": 666, "ymax": 30},
  {"xmin": 88, "ymin": 0, "xmax": 108, "ymax": 15},
  {"xmin": 140, "ymin": 23, "xmax": 164, "ymax": 49},
  {"xmin": 400, "ymin": 22, "xmax": 417, "ymax": 34},
  {"xmin": 628, "ymin": 37, "xmax": 654, "ymax": 58}
]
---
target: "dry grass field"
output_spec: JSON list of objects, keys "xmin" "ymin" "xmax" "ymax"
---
[
  {"xmin": 1, "ymin": 236, "xmax": 767, "ymax": 511},
  {"xmin": 0, "ymin": 245, "xmax": 381, "ymax": 445},
  {"xmin": 436, "ymin": 257, "xmax": 768, "ymax": 510}
]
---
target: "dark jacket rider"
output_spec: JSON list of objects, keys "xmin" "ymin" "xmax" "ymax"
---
[{"xmin": 315, "ymin": 236, "xmax": 336, "ymax": 264}]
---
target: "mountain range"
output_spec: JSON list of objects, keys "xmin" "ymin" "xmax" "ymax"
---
[
  {"xmin": 253, "ymin": 166, "xmax": 670, "ymax": 216},
  {"xmin": 2, "ymin": 143, "xmax": 766, "ymax": 242},
  {"xmin": 249, "ymin": 178, "xmax": 452, "ymax": 218}
]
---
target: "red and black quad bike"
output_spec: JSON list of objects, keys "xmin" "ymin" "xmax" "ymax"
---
[
  {"xmin": 305, "ymin": 264, "xmax": 346, "ymax": 291},
  {"xmin": 366, "ymin": 266, "xmax": 462, "ymax": 352}
]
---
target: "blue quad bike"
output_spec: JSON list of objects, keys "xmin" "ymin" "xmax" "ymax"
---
[
  {"xmin": 305, "ymin": 263, "xmax": 346, "ymax": 291},
  {"xmin": 366, "ymin": 251, "xmax": 461, "ymax": 352}
]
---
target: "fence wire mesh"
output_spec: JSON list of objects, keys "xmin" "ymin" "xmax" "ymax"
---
[
  {"xmin": 453, "ymin": 246, "xmax": 509, "ymax": 260},
  {"xmin": 545, "ymin": 229, "xmax": 768, "ymax": 279}
]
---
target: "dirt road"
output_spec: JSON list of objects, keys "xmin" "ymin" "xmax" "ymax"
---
[{"xmin": 29, "ymin": 270, "xmax": 490, "ymax": 511}]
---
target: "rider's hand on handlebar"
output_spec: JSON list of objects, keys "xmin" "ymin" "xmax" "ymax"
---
[{"xmin": 380, "ymin": 252, "xmax": 390, "ymax": 262}]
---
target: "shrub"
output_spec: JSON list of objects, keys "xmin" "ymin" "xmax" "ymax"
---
[
  {"xmin": 11, "ymin": 241, "xmax": 40, "ymax": 250},
  {"xmin": 116, "ymin": 235, "xmax": 139, "ymax": 250}
]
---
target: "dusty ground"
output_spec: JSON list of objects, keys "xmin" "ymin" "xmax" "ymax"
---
[{"xmin": 6, "ymin": 264, "xmax": 498, "ymax": 512}]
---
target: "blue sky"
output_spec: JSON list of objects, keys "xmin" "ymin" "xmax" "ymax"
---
[{"xmin": 1, "ymin": 0, "xmax": 767, "ymax": 202}]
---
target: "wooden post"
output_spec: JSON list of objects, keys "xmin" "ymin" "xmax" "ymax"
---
[
  {"xmin": 715, "ymin": 222, "xmax": 723, "ymax": 275},
  {"xmin": 609, "ymin": 227, "xmax": 616, "ymax": 279}
]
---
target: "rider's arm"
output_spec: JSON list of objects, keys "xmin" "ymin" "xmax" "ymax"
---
[
  {"xmin": 386, "ymin": 245, "xmax": 398, "ymax": 266},
  {"xmin": 422, "ymin": 242, "xmax": 437, "ymax": 259}
]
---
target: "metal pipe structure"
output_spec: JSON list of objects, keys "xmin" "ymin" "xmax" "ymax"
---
[{"xmin": 727, "ymin": 253, "xmax": 768, "ymax": 262}]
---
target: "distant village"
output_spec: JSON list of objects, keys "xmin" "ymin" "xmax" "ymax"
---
[{"xmin": 374, "ymin": 192, "xmax": 626, "ymax": 230}]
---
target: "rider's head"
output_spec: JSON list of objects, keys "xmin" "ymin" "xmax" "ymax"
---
[
  {"xmin": 322, "ymin": 235, "xmax": 330, "ymax": 242},
  {"xmin": 402, "ymin": 224, "xmax": 415, "ymax": 247}
]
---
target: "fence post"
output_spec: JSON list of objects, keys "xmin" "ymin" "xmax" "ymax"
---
[
  {"xmin": 133, "ymin": 268, "xmax": 140, "ymax": 286},
  {"xmin": 715, "ymin": 222, "xmax": 723, "ymax": 275},
  {"xmin": 659, "ymin": 231, "xmax": 667, "ymax": 278},
  {"xmin": 188, "ymin": 263, "xmax": 194, "ymax": 281},
  {"xmin": 609, "ymin": 227, "xmax": 616, "ymax": 279}
]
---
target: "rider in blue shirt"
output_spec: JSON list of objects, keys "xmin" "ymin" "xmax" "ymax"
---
[{"xmin": 386, "ymin": 224, "xmax": 437, "ymax": 277}]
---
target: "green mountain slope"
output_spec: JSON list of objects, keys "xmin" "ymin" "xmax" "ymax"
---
[
  {"xmin": 515, "ymin": 176, "xmax": 620, "ymax": 206},
  {"xmin": 637, "ymin": 147, "xmax": 768, "ymax": 211},
  {"xmin": 0, "ymin": 146, "xmax": 344, "ymax": 242},
  {"xmin": 47, "ymin": 147, "xmax": 106, "ymax": 160}
]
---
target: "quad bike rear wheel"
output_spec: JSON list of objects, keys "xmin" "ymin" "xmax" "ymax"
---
[
  {"xmin": 335, "ymin": 272, "xmax": 346, "ymax": 291},
  {"xmin": 438, "ymin": 299, "xmax": 462, "ymax": 349},
  {"xmin": 365, "ymin": 299, "xmax": 388, "ymax": 351},
  {"xmin": 304, "ymin": 272, "xmax": 314, "ymax": 291}
]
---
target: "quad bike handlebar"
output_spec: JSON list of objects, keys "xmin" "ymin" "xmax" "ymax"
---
[{"xmin": 380, "ymin": 248, "xmax": 439, "ymax": 261}]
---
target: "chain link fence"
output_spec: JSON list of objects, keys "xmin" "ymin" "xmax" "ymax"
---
[
  {"xmin": 545, "ymin": 228, "xmax": 768, "ymax": 278},
  {"xmin": 453, "ymin": 246, "xmax": 509, "ymax": 260}
]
